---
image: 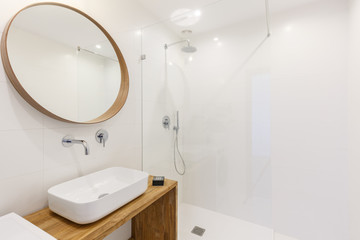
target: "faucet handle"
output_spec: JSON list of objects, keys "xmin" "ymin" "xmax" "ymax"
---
[
  {"xmin": 98, "ymin": 133, "xmax": 104, "ymax": 145},
  {"xmin": 62, "ymin": 135, "xmax": 75, "ymax": 147},
  {"xmin": 96, "ymin": 129, "xmax": 108, "ymax": 147}
]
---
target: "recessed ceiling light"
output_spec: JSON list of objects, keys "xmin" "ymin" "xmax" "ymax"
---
[
  {"xmin": 194, "ymin": 10, "xmax": 202, "ymax": 17},
  {"xmin": 213, "ymin": 37, "xmax": 219, "ymax": 42},
  {"xmin": 95, "ymin": 44, "xmax": 102, "ymax": 49},
  {"xmin": 285, "ymin": 24, "xmax": 293, "ymax": 32}
]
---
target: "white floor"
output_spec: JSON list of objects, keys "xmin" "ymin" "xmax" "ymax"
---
[{"xmin": 178, "ymin": 203, "xmax": 274, "ymax": 240}]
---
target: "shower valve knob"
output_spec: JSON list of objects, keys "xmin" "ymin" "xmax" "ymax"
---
[
  {"xmin": 96, "ymin": 129, "xmax": 108, "ymax": 147},
  {"xmin": 162, "ymin": 116, "xmax": 170, "ymax": 129}
]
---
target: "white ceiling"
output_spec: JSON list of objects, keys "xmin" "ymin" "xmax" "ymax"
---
[
  {"xmin": 136, "ymin": 0, "xmax": 324, "ymax": 21},
  {"xmin": 268, "ymin": 0, "xmax": 326, "ymax": 13},
  {"xmin": 136, "ymin": 0, "xmax": 324, "ymax": 35}
]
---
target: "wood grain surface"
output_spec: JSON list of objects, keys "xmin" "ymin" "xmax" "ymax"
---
[
  {"xmin": 132, "ymin": 187, "xmax": 177, "ymax": 240},
  {"xmin": 25, "ymin": 177, "xmax": 177, "ymax": 240}
]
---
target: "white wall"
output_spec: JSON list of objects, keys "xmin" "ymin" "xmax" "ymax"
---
[
  {"xmin": 141, "ymin": 22, "xmax": 186, "ymax": 202},
  {"xmin": 141, "ymin": 1, "xmax": 355, "ymax": 240},
  {"xmin": 271, "ymin": 0, "xmax": 350, "ymax": 239},
  {"xmin": 2, "ymin": 1, "xmax": 356, "ymax": 240},
  {"xmin": 0, "ymin": 0, "xmax": 154, "ymax": 239},
  {"xmin": 179, "ymin": 16, "xmax": 272, "ymax": 227},
  {"xmin": 77, "ymin": 50, "xmax": 120, "ymax": 122},
  {"xmin": 349, "ymin": 1, "xmax": 360, "ymax": 240},
  {"xmin": 140, "ymin": 0, "xmax": 274, "ymax": 228}
]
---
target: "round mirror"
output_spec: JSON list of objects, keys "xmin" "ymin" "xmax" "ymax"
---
[{"xmin": 0, "ymin": 3, "xmax": 129, "ymax": 123}]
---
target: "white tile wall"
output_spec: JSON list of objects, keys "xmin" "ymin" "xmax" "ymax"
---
[
  {"xmin": 0, "ymin": 82, "xmax": 43, "ymax": 130},
  {"xmin": 178, "ymin": 10, "xmax": 272, "ymax": 227},
  {"xmin": 0, "ymin": 172, "xmax": 46, "ymax": 216},
  {"xmin": 142, "ymin": 1, "xmax": 355, "ymax": 240},
  {"xmin": 0, "ymin": 129, "xmax": 43, "ymax": 181},
  {"xmin": 0, "ymin": 1, "xmax": 155, "ymax": 240},
  {"xmin": 2, "ymin": 1, "xmax": 359, "ymax": 240},
  {"xmin": 43, "ymin": 164, "xmax": 81, "ymax": 192},
  {"xmin": 43, "ymin": 126, "xmax": 95, "ymax": 170},
  {"xmin": 141, "ymin": 21, "xmax": 186, "ymax": 202}
]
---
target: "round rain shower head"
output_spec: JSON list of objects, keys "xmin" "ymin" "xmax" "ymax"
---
[
  {"xmin": 181, "ymin": 45, "xmax": 197, "ymax": 53},
  {"xmin": 165, "ymin": 39, "xmax": 197, "ymax": 53}
]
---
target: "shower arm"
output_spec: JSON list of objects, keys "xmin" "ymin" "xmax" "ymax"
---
[{"xmin": 164, "ymin": 39, "xmax": 190, "ymax": 50}]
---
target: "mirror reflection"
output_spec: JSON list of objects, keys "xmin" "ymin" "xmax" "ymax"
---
[{"xmin": 5, "ymin": 4, "xmax": 124, "ymax": 122}]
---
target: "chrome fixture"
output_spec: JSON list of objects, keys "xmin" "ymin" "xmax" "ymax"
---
[
  {"xmin": 62, "ymin": 135, "xmax": 89, "ymax": 155},
  {"xmin": 173, "ymin": 111, "xmax": 179, "ymax": 134},
  {"xmin": 77, "ymin": 46, "xmax": 118, "ymax": 62},
  {"xmin": 164, "ymin": 39, "xmax": 197, "ymax": 53},
  {"xmin": 162, "ymin": 116, "xmax": 171, "ymax": 129},
  {"xmin": 173, "ymin": 111, "xmax": 186, "ymax": 175},
  {"xmin": 95, "ymin": 129, "xmax": 109, "ymax": 147},
  {"xmin": 181, "ymin": 29, "xmax": 193, "ymax": 35}
]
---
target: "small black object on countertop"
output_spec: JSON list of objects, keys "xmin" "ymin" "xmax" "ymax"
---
[{"xmin": 152, "ymin": 176, "xmax": 165, "ymax": 186}]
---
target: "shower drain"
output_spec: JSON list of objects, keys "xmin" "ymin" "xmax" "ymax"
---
[{"xmin": 191, "ymin": 226, "xmax": 206, "ymax": 237}]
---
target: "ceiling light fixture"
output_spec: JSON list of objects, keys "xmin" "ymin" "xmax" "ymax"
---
[{"xmin": 194, "ymin": 10, "xmax": 202, "ymax": 17}]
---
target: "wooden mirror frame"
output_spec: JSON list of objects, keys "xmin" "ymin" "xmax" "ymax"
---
[{"xmin": 0, "ymin": 2, "xmax": 129, "ymax": 124}]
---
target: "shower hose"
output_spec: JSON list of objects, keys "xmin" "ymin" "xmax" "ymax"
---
[{"xmin": 174, "ymin": 129, "xmax": 186, "ymax": 175}]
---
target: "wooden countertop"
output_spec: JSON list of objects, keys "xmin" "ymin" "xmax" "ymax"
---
[{"xmin": 25, "ymin": 177, "xmax": 177, "ymax": 240}]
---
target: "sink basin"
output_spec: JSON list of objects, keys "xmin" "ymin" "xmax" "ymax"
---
[
  {"xmin": 48, "ymin": 167, "xmax": 149, "ymax": 224},
  {"xmin": 0, "ymin": 213, "xmax": 56, "ymax": 240}
]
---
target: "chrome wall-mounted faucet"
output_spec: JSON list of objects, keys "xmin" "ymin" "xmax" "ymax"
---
[{"xmin": 62, "ymin": 135, "xmax": 89, "ymax": 155}]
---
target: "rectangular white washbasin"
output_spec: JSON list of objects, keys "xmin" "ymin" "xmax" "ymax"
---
[
  {"xmin": 48, "ymin": 167, "xmax": 149, "ymax": 224},
  {"xmin": 0, "ymin": 213, "xmax": 56, "ymax": 240}
]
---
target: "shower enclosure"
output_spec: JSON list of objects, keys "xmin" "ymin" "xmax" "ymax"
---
[
  {"xmin": 141, "ymin": 0, "xmax": 272, "ymax": 239},
  {"xmin": 141, "ymin": 0, "xmax": 355, "ymax": 239}
]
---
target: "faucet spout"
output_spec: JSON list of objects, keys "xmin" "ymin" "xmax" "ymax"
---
[
  {"xmin": 83, "ymin": 141, "xmax": 89, "ymax": 155},
  {"xmin": 72, "ymin": 139, "xmax": 89, "ymax": 155},
  {"xmin": 62, "ymin": 136, "xmax": 90, "ymax": 155}
]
